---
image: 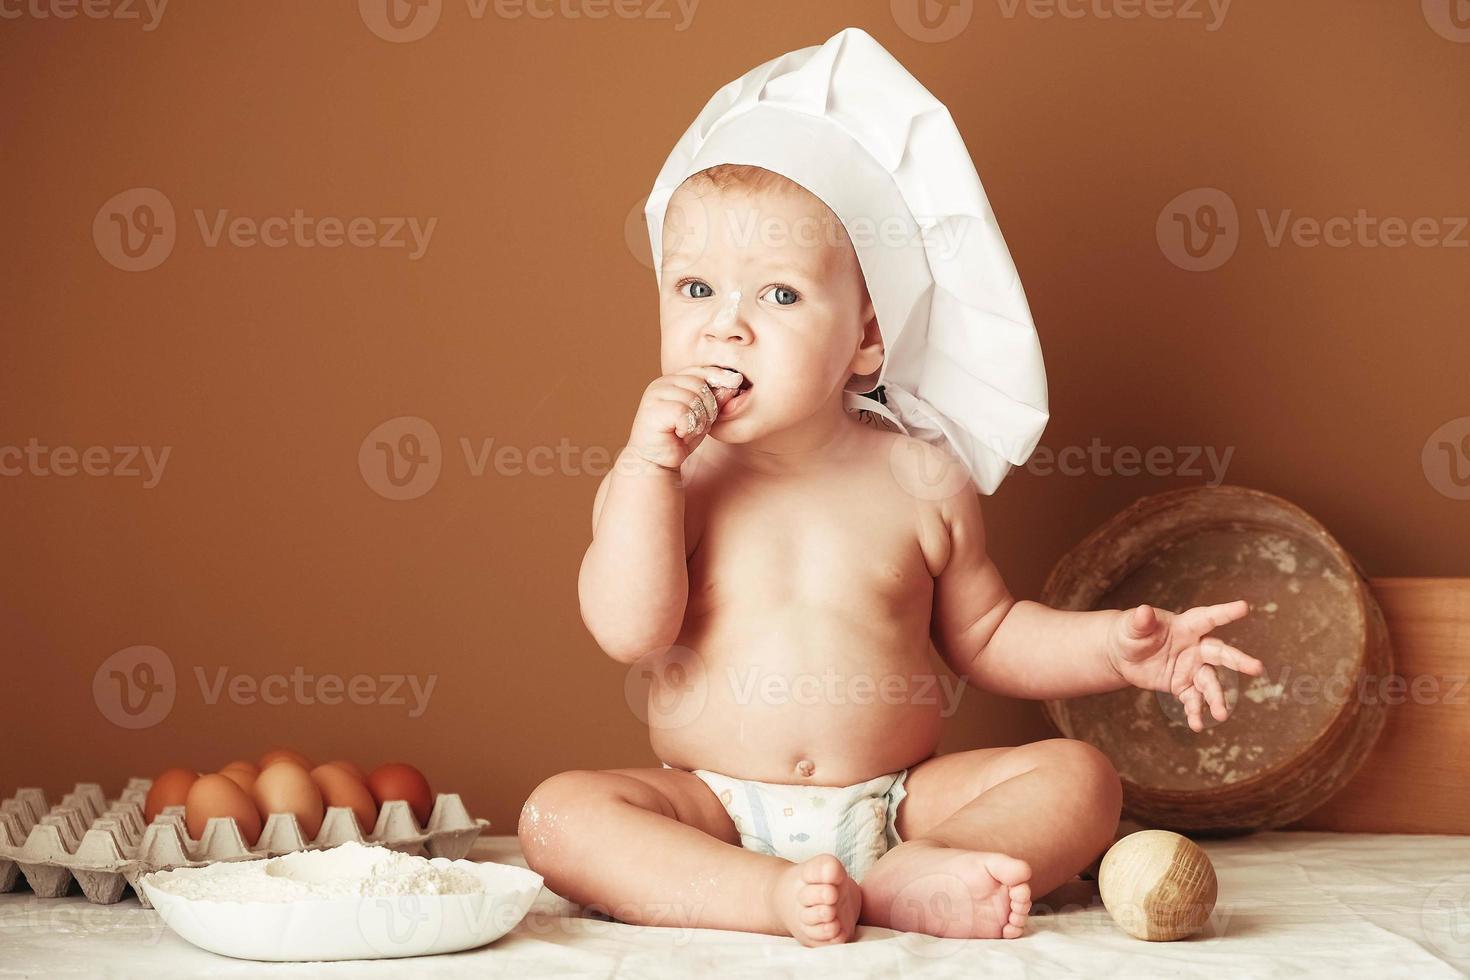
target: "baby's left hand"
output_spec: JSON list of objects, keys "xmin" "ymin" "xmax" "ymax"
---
[{"xmin": 1107, "ymin": 600, "xmax": 1267, "ymax": 732}]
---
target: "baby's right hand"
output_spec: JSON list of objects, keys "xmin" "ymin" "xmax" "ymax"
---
[{"xmin": 628, "ymin": 365, "xmax": 745, "ymax": 470}]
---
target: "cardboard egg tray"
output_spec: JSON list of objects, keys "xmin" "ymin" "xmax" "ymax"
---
[{"xmin": 0, "ymin": 777, "xmax": 490, "ymax": 907}]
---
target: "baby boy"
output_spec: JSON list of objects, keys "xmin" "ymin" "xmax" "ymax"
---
[{"xmin": 520, "ymin": 30, "xmax": 1263, "ymax": 947}]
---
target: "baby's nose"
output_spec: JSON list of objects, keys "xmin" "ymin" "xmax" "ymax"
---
[{"xmin": 705, "ymin": 291, "xmax": 748, "ymax": 340}]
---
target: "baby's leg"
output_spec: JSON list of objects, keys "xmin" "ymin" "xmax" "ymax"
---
[
  {"xmin": 519, "ymin": 767, "xmax": 861, "ymax": 945},
  {"xmin": 861, "ymin": 738, "xmax": 1122, "ymax": 939}
]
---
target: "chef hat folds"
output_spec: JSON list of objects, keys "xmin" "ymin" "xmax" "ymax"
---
[{"xmin": 645, "ymin": 26, "xmax": 1049, "ymax": 495}]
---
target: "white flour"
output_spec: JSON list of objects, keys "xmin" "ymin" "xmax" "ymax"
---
[{"xmin": 149, "ymin": 841, "xmax": 483, "ymax": 903}]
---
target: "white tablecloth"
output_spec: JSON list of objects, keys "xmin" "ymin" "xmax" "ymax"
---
[{"xmin": 3, "ymin": 831, "xmax": 1469, "ymax": 978}]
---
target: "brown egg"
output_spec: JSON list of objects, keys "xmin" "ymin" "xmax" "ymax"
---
[
  {"xmin": 325, "ymin": 760, "xmax": 366, "ymax": 782},
  {"xmin": 253, "ymin": 761, "xmax": 325, "ymax": 840},
  {"xmin": 185, "ymin": 773, "xmax": 262, "ymax": 843},
  {"xmin": 366, "ymin": 763, "xmax": 433, "ymax": 825},
  {"xmin": 220, "ymin": 760, "xmax": 259, "ymax": 779},
  {"xmin": 144, "ymin": 768, "xmax": 199, "ymax": 822},
  {"xmin": 258, "ymin": 747, "xmax": 314, "ymax": 771},
  {"xmin": 310, "ymin": 764, "xmax": 378, "ymax": 835},
  {"xmin": 218, "ymin": 767, "xmax": 256, "ymax": 795}
]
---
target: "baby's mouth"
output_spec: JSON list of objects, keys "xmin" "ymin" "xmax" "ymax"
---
[{"xmin": 712, "ymin": 365, "xmax": 753, "ymax": 391}]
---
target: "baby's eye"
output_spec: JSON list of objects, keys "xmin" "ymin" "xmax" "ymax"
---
[
  {"xmin": 677, "ymin": 279, "xmax": 714, "ymax": 299},
  {"xmin": 761, "ymin": 284, "xmax": 800, "ymax": 307}
]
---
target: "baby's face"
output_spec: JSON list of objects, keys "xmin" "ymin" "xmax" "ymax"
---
[{"xmin": 658, "ymin": 178, "xmax": 879, "ymax": 444}]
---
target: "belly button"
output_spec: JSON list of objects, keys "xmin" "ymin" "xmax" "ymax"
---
[{"xmin": 795, "ymin": 759, "xmax": 815, "ymax": 778}]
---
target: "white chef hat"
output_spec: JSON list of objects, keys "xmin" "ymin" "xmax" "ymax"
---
[{"xmin": 644, "ymin": 26, "xmax": 1049, "ymax": 495}]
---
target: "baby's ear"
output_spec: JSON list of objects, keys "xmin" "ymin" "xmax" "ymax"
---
[{"xmin": 850, "ymin": 299, "xmax": 884, "ymax": 378}]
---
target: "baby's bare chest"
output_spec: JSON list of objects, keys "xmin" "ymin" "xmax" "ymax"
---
[{"xmin": 684, "ymin": 473, "xmax": 938, "ymax": 615}]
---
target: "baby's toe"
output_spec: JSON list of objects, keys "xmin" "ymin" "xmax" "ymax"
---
[
  {"xmin": 801, "ymin": 903, "xmax": 836, "ymax": 926},
  {"xmin": 800, "ymin": 882, "xmax": 838, "ymax": 908},
  {"xmin": 802, "ymin": 854, "xmax": 847, "ymax": 885}
]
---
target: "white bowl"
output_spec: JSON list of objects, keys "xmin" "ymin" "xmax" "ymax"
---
[{"xmin": 141, "ymin": 857, "xmax": 543, "ymax": 962}]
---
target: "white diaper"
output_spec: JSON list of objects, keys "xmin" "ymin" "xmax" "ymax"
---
[{"xmin": 663, "ymin": 764, "xmax": 908, "ymax": 883}]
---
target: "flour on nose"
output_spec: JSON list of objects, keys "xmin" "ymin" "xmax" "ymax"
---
[{"xmin": 715, "ymin": 290, "xmax": 742, "ymax": 326}]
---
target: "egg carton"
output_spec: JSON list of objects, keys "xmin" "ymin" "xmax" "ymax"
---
[{"xmin": 0, "ymin": 778, "xmax": 490, "ymax": 907}]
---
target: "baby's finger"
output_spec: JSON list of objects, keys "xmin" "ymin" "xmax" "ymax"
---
[
  {"xmin": 661, "ymin": 375, "xmax": 718, "ymax": 423},
  {"xmin": 1179, "ymin": 686, "xmax": 1204, "ymax": 732},
  {"xmin": 1200, "ymin": 636, "xmax": 1266, "ymax": 675},
  {"xmin": 657, "ymin": 395, "xmax": 707, "ymax": 440},
  {"xmin": 1196, "ymin": 663, "xmax": 1228, "ymax": 721},
  {"xmin": 1185, "ymin": 599, "xmax": 1250, "ymax": 635}
]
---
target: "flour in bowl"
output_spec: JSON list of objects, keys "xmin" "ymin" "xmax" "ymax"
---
[{"xmin": 148, "ymin": 841, "xmax": 484, "ymax": 903}]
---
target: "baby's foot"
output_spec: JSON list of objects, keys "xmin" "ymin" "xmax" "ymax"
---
[
  {"xmin": 860, "ymin": 840, "xmax": 1032, "ymax": 939},
  {"xmin": 769, "ymin": 854, "xmax": 861, "ymax": 946}
]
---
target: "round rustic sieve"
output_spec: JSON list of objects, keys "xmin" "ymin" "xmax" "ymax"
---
[{"xmin": 1040, "ymin": 485, "xmax": 1392, "ymax": 835}]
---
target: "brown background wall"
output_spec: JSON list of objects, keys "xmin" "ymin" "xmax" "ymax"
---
[{"xmin": 2, "ymin": 1, "xmax": 1466, "ymax": 833}]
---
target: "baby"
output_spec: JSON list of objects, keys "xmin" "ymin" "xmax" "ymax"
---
[{"xmin": 520, "ymin": 29, "xmax": 1264, "ymax": 947}]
